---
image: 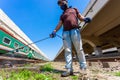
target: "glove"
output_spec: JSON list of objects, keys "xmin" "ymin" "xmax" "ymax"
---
[
  {"xmin": 50, "ymin": 31, "xmax": 56, "ymax": 38},
  {"xmin": 84, "ymin": 17, "xmax": 91, "ymax": 23}
]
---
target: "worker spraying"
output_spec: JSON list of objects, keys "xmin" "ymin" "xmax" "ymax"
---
[{"xmin": 50, "ymin": 0, "xmax": 91, "ymax": 77}]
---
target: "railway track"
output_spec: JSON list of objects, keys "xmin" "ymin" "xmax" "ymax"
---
[
  {"xmin": 86, "ymin": 52, "xmax": 120, "ymax": 62},
  {"xmin": 0, "ymin": 56, "xmax": 45, "ymax": 68}
]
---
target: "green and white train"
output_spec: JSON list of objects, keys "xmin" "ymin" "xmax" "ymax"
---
[
  {"xmin": 0, "ymin": 28, "xmax": 47, "ymax": 61},
  {"xmin": 0, "ymin": 9, "xmax": 48, "ymax": 61}
]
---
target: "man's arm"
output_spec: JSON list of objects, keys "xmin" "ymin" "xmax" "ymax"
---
[
  {"xmin": 77, "ymin": 13, "xmax": 91, "ymax": 23},
  {"xmin": 77, "ymin": 13, "xmax": 85, "ymax": 21},
  {"xmin": 54, "ymin": 20, "xmax": 63, "ymax": 32},
  {"xmin": 74, "ymin": 8, "xmax": 91, "ymax": 23}
]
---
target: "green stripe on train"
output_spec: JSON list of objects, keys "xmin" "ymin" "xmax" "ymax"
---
[
  {"xmin": 0, "ymin": 30, "xmax": 25, "ymax": 51},
  {"xmin": 0, "ymin": 49, "xmax": 8, "ymax": 54}
]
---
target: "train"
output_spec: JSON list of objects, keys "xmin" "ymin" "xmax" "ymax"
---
[
  {"xmin": 0, "ymin": 28, "xmax": 43, "ymax": 59},
  {"xmin": 0, "ymin": 9, "xmax": 48, "ymax": 61}
]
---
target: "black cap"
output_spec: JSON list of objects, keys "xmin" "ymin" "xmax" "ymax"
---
[{"xmin": 57, "ymin": 0, "xmax": 68, "ymax": 5}]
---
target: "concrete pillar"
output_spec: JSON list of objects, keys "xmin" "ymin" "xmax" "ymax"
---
[
  {"xmin": 94, "ymin": 46, "xmax": 102, "ymax": 55},
  {"xmin": 117, "ymin": 47, "xmax": 120, "ymax": 53}
]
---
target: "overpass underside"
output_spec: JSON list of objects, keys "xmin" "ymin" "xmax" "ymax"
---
[{"xmin": 82, "ymin": 0, "xmax": 120, "ymax": 55}]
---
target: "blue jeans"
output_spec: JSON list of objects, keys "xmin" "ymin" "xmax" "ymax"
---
[{"xmin": 63, "ymin": 28, "xmax": 86, "ymax": 71}]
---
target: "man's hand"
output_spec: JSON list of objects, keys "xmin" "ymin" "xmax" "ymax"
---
[
  {"xmin": 84, "ymin": 17, "xmax": 91, "ymax": 23},
  {"xmin": 50, "ymin": 31, "xmax": 56, "ymax": 38}
]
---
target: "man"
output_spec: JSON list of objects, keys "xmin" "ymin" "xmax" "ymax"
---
[{"xmin": 50, "ymin": 0, "xmax": 91, "ymax": 77}]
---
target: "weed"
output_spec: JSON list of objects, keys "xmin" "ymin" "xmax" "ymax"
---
[
  {"xmin": 71, "ymin": 75, "xmax": 79, "ymax": 80},
  {"xmin": 40, "ymin": 63, "xmax": 54, "ymax": 72},
  {"xmin": 0, "ymin": 69, "xmax": 57, "ymax": 80},
  {"xmin": 114, "ymin": 72, "xmax": 120, "ymax": 76}
]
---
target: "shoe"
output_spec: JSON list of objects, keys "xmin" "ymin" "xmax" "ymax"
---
[
  {"xmin": 70, "ymin": 71, "xmax": 74, "ymax": 75},
  {"xmin": 61, "ymin": 71, "xmax": 73, "ymax": 77}
]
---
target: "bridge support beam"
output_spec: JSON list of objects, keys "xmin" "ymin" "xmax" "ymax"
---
[
  {"xmin": 94, "ymin": 46, "xmax": 102, "ymax": 55},
  {"xmin": 117, "ymin": 47, "xmax": 120, "ymax": 53}
]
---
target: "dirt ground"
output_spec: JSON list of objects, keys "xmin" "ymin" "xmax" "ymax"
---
[
  {"xmin": 50, "ymin": 62, "xmax": 120, "ymax": 80},
  {"xmin": 0, "ymin": 61, "xmax": 120, "ymax": 80}
]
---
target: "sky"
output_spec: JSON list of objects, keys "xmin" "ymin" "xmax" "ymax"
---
[{"xmin": 0, "ymin": 0, "xmax": 90, "ymax": 60}]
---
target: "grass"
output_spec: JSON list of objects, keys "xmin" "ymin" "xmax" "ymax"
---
[
  {"xmin": 0, "ymin": 63, "xmax": 81, "ymax": 80},
  {"xmin": 0, "ymin": 69, "xmax": 57, "ymax": 80},
  {"xmin": 0, "ymin": 63, "xmax": 57, "ymax": 80},
  {"xmin": 40, "ymin": 63, "xmax": 54, "ymax": 72},
  {"xmin": 71, "ymin": 75, "xmax": 79, "ymax": 80},
  {"xmin": 114, "ymin": 72, "xmax": 120, "ymax": 76},
  {"xmin": 105, "ymin": 71, "xmax": 120, "ymax": 77}
]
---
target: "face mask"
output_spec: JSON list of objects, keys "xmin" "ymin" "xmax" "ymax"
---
[{"xmin": 60, "ymin": 4, "xmax": 67, "ymax": 11}]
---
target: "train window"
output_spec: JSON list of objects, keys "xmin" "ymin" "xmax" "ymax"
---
[
  {"xmin": 25, "ymin": 47, "xmax": 29, "ymax": 52},
  {"xmin": 14, "ymin": 42, "xmax": 19, "ymax": 48},
  {"xmin": 3, "ymin": 37, "xmax": 11, "ymax": 45}
]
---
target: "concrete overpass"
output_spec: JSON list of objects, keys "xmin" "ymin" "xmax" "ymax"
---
[{"xmin": 54, "ymin": 0, "xmax": 120, "ymax": 61}]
